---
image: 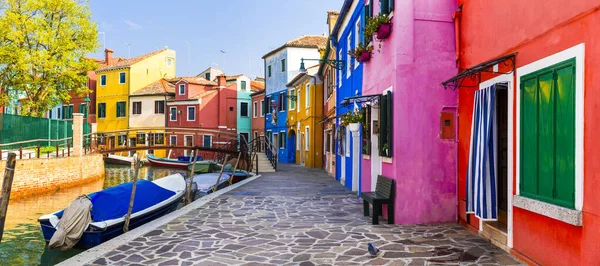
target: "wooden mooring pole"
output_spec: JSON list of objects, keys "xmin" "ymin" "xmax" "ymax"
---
[
  {"xmin": 0, "ymin": 153, "xmax": 16, "ymax": 243},
  {"xmin": 227, "ymin": 152, "xmax": 242, "ymax": 186},
  {"xmin": 212, "ymin": 154, "xmax": 230, "ymax": 193},
  {"xmin": 185, "ymin": 149, "xmax": 199, "ymax": 205},
  {"xmin": 123, "ymin": 154, "xmax": 141, "ymax": 232}
]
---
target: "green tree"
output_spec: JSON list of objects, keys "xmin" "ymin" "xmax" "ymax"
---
[{"xmin": 0, "ymin": 0, "xmax": 99, "ymax": 117}]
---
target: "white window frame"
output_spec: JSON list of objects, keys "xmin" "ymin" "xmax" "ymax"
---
[
  {"xmin": 170, "ymin": 135, "xmax": 177, "ymax": 146},
  {"xmin": 289, "ymin": 89, "xmax": 296, "ymax": 110},
  {"xmin": 166, "ymin": 58, "xmax": 173, "ymax": 67},
  {"xmin": 347, "ymin": 35, "xmax": 352, "ymax": 78},
  {"xmin": 355, "ymin": 18, "xmax": 361, "ymax": 69},
  {"xmin": 253, "ymin": 101, "xmax": 258, "ymax": 118},
  {"xmin": 260, "ymin": 100, "xmax": 264, "ymax": 117},
  {"xmin": 305, "ymin": 126, "xmax": 310, "ymax": 151},
  {"xmin": 119, "ymin": 72, "xmax": 126, "ymax": 84},
  {"xmin": 305, "ymin": 84, "xmax": 310, "ymax": 108},
  {"xmin": 297, "ymin": 88, "xmax": 301, "ymax": 111},
  {"xmin": 132, "ymin": 101, "xmax": 142, "ymax": 115},
  {"xmin": 183, "ymin": 135, "xmax": 194, "ymax": 156},
  {"xmin": 516, "ymin": 43, "xmax": 585, "ymax": 212},
  {"xmin": 187, "ymin": 106, "xmax": 196, "ymax": 121},
  {"xmin": 278, "ymin": 92, "xmax": 285, "ymax": 112},
  {"xmin": 100, "ymin": 74, "xmax": 107, "ymax": 86},
  {"xmin": 279, "ymin": 130, "xmax": 286, "ymax": 149},
  {"xmin": 169, "ymin": 107, "xmax": 177, "ymax": 121},
  {"xmin": 240, "ymin": 101, "xmax": 249, "ymax": 117},
  {"xmin": 338, "ymin": 51, "xmax": 343, "ymax": 86},
  {"xmin": 179, "ymin": 84, "xmax": 185, "ymax": 95}
]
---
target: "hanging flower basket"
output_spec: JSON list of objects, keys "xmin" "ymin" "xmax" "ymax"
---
[
  {"xmin": 376, "ymin": 23, "xmax": 393, "ymax": 40},
  {"xmin": 358, "ymin": 51, "xmax": 371, "ymax": 63},
  {"xmin": 347, "ymin": 122, "xmax": 361, "ymax": 132}
]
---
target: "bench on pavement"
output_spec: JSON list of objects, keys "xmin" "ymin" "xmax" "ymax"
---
[{"xmin": 362, "ymin": 175, "xmax": 394, "ymax": 225}]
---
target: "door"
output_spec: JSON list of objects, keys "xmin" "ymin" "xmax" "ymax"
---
[
  {"xmin": 288, "ymin": 131, "xmax": 296, "ymax": 163},
  {"xmin": 370, "ymin": 106, "xmax": 381, "ymax": 191},
  {"xmin": 184, "ymin": 135, "xmax": 193, "ymax": 156},
  {"xmin": 240, "ymin": 132, "xmax": 250, "ymax": 151}
]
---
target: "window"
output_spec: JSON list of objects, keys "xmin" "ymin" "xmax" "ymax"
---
[
  {"xmin": 379, "ymin": 91, "xmax": 393, "ymax": 157},
  {"xmin": 265, "ymin": 96, "xmax": 271, "ymax": 114},
  {"xmin": 379, "ymin": 0, "xmax": 394, "ymax": 15},
  {"xmin": 355, "ymin": 18, "xmax": 361, "ymax": 69},
  {"xmin": 155, "ymin": 100, "xmax": 165, "ymax": 114},
  {"xmin": 253, "ymin": 102, "xmax": 258, "ymax": 118},
  {"xmin": 132, "ymin": 101, "xmax": 142, "ymax": 115},
  {"xmin": 281, "ymin": 59, "xmax": 286, "ymax": 72},
  {"xmin": 278, "ymin": 93, "xmax": 285, "ymax": 112},
  {"xmin": 79, "ymin": 103, "xmax": 88, "ymax": 118},
  {"xmin": 116, "ymin": 101, "xmax": 126, "ymax": 118},
  {"xmin": 273, "ymin": 133, "xmax": 278, "ymax": 149},
  {"xmin": 154, "ymin": 133, "xmax": 165, "ymax": 145},
  {"xmin": 364, "ymin": 1, "xmax": 373, "ymax": 19},
  {"xmin": 63, "ymin": 105, "xmax": 73, "ymax": 119},
  {"xmin": 327, "ymin": 68, "xmax": 334, "ymax": 98},
  {"xmin": 520, "ymin": 58, "xmax": 576, "ymax": 208},
  {"xmin": 338, "ymin": 51, "xmax": 343, "ymax": 86},
  {"xmin": 278, "ymin": 131, "xmax": 285, "ymax": 149},
  {"xmin": 179, "ymin": 84, "xmax": 185, "ymax": 95},
  {"xmin": 205, "ymin": 73, "xmax": 210, "ymax": 80},
  {"xmin": 169, "ymin": 107, "xmax": 177, "ymax": 121},
  {"xmin": 119, "ymin": 72, "xmax": 126, "ymax": 84},
  {"xmin": 347, "ymin": 35, "xmax": 352, "ymax": 78},
  {"xmin": 305, "ymin": 127, "xmax": 310, "ymax": 151},
  {"xmin": 268, "ymin": 65, "xmax": 272, "ymax": 77},
  {"xmin": 98, "ymin": 103, "xmax": 106, "ymax": 118},
  {"xmin": 137, "ymin": 133, "xmax": 146, "ymax": 145},
  {"xmin": 260, "ymin": 100, "xmax": 265, "ymax": 116},
  {"xmin": 100, "ymin": 75, "xmax": 106, "ymax": 86},
  {"xmin": 170, "ymin": 135, "xmax": 177, "ymax": 146},
  {"xmin": 241, "ymin": 81, "xmax": 247, "ymax": 91},
  {"xmin": 240, "ymin": 102, "xmax": 249, "ymax": 117},
  {"xmin": 305, "ymin": 84, "xmax": 310, "ymax": 108},
  {"xmin": 166, "ymin": 58, "xmax": 173, "ymax": 67},
  {"xmin": 118, "ymin": 134, "xmax": 127, "ymax": 146},
  {"xmin": 362, "ymin": 106, "xmax": 371, "ymax": 155},
  {"xmin": 187, "ymin": 106, "xmax": 196, "ymax": 121},
  {"xmin": 297, "ymin": 132, "xmax": 301, "ymax": 150},
  {"xmin": 289, "ymin": 89, "xmax": 296, "ymax": 110},
  {"xmin": 185, "ymin": 135, "xmax": 193, "ymax": 147},
  {"xmin": 203, "ymin": 135, "xmax": 212, "ymax": 148}
]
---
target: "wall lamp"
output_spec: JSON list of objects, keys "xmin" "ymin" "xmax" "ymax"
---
[{"xmin": 299, "ymin": 57, "xmax": 345, "ymax": 73}]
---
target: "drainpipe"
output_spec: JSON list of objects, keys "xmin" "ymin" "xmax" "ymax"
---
[{"xmin": 453, "ymin": 8, "xmax": 462, "ymax": 67}]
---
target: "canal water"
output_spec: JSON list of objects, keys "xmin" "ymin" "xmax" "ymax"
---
[{"xmin": 0, "ymin": 164, "xmax": 188, "ymax": 266}]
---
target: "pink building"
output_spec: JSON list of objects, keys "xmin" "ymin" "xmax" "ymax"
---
[{"xmin": 360, "ymin": 0, "xmax": 458, "ymax": 224}]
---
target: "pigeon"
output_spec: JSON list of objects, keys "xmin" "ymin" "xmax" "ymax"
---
[{"xmin": 368, "ymin": 243, "xmax": 380, "ymax": 256}]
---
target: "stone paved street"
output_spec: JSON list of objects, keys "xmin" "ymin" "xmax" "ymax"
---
[{"xmin": 88, "ymin": 164, "xmax": 523, "ymax": 266}]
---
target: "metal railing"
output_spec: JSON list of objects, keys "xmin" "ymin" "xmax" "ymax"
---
[{"xmin": 248, "ymin": 135, "xmax": 277, "ymax": 170}]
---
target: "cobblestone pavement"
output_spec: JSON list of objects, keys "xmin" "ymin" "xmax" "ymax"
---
[{"xmin": 88, "ymin": 164, "xmax": 523, "ymax": 266}]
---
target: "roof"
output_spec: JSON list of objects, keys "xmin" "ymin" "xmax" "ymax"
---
[
  {"xmin": 96, "ymin": 48, "xmax": 169, "ymax": 72},
  {"xmin": 262, "ymin": 35, "xmax": 328, "ymax": 59},
  {"xmin": 131, "ymin": 79, "xmax": 175, "ymax": 96},
  {"xmin": 286, "ymin": 65, "xmax": 318, "ymax": 87},
  {"xmin": 318, "ymin": 36, "xmax": 335, "ymax": 76},
  {"xmin": 250, "ymin": 90, "xmax": 265, "ymax": 97},
  {"xmin": 226, "ymin": 74, "xmax": 243, "ymax": 81},
  {"xmin": 170, "ymin": 76, "xmax": 217, "ymax": 86},
  {"xmin": 250, "ymin": 80, "xmax": 265, "ymax": 91}
]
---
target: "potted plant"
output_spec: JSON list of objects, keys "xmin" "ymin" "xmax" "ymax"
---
[
  {"xmin": 341, "ymin": 111, "xmax": 363, "ymax": 132},
  {"xmin": 365, "ymin": 13, "xmax": 392, "ymax": 41},
  {"xmin": 349, "ymin": 42, "xmax": 374, "ymax": 63},
  {"xmin": 382, "ymin": 143, "xmax": 389, "ymax": 157}
]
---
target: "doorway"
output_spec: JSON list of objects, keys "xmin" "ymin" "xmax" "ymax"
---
[
  {"xmin": 300, "ymin": 132, "xmax": 305, "ymax": 166},
  {"xmin": 184, "ymin": 135, "xmax": 193, "ymax": 156},
  {"xmin": 288, "ymin": 130, "xmax": 296, "ymax": 163}
]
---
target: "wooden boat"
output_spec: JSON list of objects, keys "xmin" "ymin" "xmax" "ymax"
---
[
  {"xmin": 103, "ymin": 154, "xmax": 134, "ymax": 165},
  {"xmin": 226, "ymin": 170, "xmax": 250, "ymax": 184},
  {"xmin": 186, "ymin": 172, "xmax": 231, "ymax": 197},
  {"xmin": 146, "ymin": 154, "xmax": 202, "ymax": 169},
  {"xmin": 187, "ymin": 161, "xmax": 219, "ymax": 173},
  {"xmin": 38, "ymin": 173, "xmax": 186, "ymax": 249}
]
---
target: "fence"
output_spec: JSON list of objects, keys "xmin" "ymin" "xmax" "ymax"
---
[{"xmin": 0, "ymin": 113, "xmax": 73, "ymax": 150}]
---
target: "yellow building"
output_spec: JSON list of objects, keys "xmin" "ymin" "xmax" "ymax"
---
[
  {"xmin": 95, "ymin": 48, "xmax": 176, "ymax": 156},
  {"xmin": 287, "ymin": 65, "xmax": 323, "ymax": 168}
]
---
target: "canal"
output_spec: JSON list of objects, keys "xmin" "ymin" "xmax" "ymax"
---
[{"xmin": 0, "ymin": 164, "xmax": 189, "ymax": 266}]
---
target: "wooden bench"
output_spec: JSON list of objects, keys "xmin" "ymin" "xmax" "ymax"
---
[{"xmin": 362, "ymin": 175, "xmax": 394, "ymax": 225}]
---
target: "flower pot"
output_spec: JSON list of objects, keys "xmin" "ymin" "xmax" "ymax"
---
[
  {"xmin": 348, "ymin": 123, "xmax": 361, "ymax": 132},
  {"xmin": 376, "ymin": 23, "xmax": 393, "ymax": 40},
  {"xmin": 358, "ymin": 51, "xmax": 371, "ymax": 63}
]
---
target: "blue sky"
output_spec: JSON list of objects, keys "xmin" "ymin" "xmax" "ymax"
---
[{"xmin": 89, "ymin": 0, "xmax": 344, "ymax": 79}]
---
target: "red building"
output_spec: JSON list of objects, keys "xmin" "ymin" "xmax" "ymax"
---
[
  {"xmin": 250, "ymin": 88, "xmax": 265, "ymax": 141},
  {"xmin": 166, "ymin": 75, "xmax": 238, "ymax": 158},
  {"xmin": 447, "ymin": 1, "xmax": 600, "ymax": 265}
]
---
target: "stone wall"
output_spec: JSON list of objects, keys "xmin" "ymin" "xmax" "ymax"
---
[{"xmin": 0, "ymin": 153, "xmax": 104, "ymax": 199}]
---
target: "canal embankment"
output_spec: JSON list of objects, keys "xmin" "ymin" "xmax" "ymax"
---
[{"xmin": 0, "ymin": 153, "xmax": 104, "ymax": 200}]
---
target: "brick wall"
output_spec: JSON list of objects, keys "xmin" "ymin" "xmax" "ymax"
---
[{"xmin": 0, "ymin": 153, "xmax": 104, "ymax": 199}]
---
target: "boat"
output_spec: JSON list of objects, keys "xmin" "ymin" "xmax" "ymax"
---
[
  {"xmin": 146, "ymin": 154, "xmax": 203, "ymax": 169},
  {"xmin": 103, "ymin": 154, "xmax": 134, "ymax": 165},
  {"xmin": 187, "ymin": 161, "xmax": 219, "ymax": 173},
  {"xmin": 38, "ymin": 173, "xmax": 186, "ymax": 249},
  {"xmin": 226, "ymin": 170, "xmax": 250, "ymax": 184},
  {"xmin": 186, "ymin": 172, "xmax": 232, "ymax": 197}
]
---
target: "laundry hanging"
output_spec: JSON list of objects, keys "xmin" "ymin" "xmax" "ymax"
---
[{"xmin": 466, "ymin": 85, "xmax": 498, "ymax": 220}]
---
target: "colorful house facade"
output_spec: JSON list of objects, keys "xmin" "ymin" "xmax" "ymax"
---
[
  {"xmin": 262, "ymin": 35, "xmax": 327, "ymax": 163},
  {"xmin": 287, "ymin": 66, "xmax": 323, "ymax": 168},
  {"xmin": 448, "ymin": 1, "xmax": 600, "ymax": 264},
  {"xmin": 250, "ymin": 89, "xmax": 265, "ymax": 142},
  {"xmin": 332, "ymin": 0, "xmax": 364, "ymax": 192}
]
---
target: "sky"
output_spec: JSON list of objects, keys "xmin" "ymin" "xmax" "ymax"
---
[{"xmin": 88, "ymin": 0, "xmax": 344, "ymax": 79}]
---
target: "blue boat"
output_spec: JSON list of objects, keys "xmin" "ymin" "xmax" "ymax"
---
[
  {"xmin": 146, "ymin": 154, "xmax": 203, "ymax": 169},
  {"xmin": 38, "ymin": 174, "xmax": 186, "ymax": 249}
]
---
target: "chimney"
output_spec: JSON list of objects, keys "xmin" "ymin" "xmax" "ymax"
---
[
  {"xmin": 104, "ymin": 48, "xmax": 114, "ymax": 65},
  {"xmin": 217, "ymin": 74, "xmax": 227, "ymax": 88},
  {"xmin": 327, "ymin": 12, "xmax": 340, "ymax": 35}
]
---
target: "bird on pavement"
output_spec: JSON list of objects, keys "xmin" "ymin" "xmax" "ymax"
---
[{"xmin": 368, "ymin": 243, "xmax": 380, "ymax": 257}]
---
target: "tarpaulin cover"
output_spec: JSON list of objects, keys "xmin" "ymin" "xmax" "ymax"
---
[{"xmin": 56, "ymin": 180, "xmax": 175, "ymax": 222}]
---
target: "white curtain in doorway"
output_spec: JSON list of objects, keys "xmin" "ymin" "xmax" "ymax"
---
[{"xmin": 466, "ymin": 85, "xmax": 498, "ymax": 220}]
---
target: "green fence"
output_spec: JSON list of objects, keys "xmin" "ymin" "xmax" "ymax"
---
[{"xmin": 0, "ymin": 113, "xmax": 74, "ymax": 150}]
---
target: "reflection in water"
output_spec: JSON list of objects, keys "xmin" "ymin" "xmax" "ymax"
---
[{"xmin": 0, "ymin": 164, "xmax": 188, "ymax": 266}]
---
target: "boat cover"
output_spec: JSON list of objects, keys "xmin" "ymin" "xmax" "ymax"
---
[
  {"xmin": 56, "ymin": 180, "xmax": 175, "ymax": 222},
  {"xmin": 48, "ymin": 195, "xmax": 92, "ymax": 250}
]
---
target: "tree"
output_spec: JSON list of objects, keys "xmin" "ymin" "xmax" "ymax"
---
[{"xmin": 0, "ymin": 0, "xmax": 99, "ymax": 117}]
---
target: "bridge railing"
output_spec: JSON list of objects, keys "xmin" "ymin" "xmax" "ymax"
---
[{"xmin": 248, "ymin": 135, "xmax": 277, "ymax": 170}]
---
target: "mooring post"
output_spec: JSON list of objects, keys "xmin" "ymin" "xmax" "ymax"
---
[
  {"xmin": 55, "ymin": 141, "xmax": 59, "ymax": 158},
  {"xmin": 18, "ymin": 144, "xmax": 22, "ymax": 160},
  {"xmin": 228, "ymin": 152, "xmax": 242, "ymax": 185},
  {"xmin": 256, "ymin": 152, "xmax": 259, "ymax": 175},
  {"xmin": 37, "ymin": 141, "xmax": 40, "ymax": 158},
  {"xmin": 213, "ymin": 154, "xmax": 230, "ymax": 193},
  {"xmin": 0, "ymin": 153, "xmax": 16, "ymax": 242},
  {"xmin": 185, "ymin": 149, "xmax": 199, "ymax": 205},
  {"xmin": 123, "ymin": 154, "xmax": 141, "ymax": 232}
]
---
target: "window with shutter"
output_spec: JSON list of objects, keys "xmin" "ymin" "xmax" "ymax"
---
[
  {"xmin": 380, "ymin": 0, "xmax": 394, "ymax": 15},
  {"xmin": 362, "ymin": 106, "xmax": 371, "ymax": 155},
  {"xmin": 520, "ymin": 58, "xmax": 575, "ymax": 208},
  {"xmin": 379, "ymin": 91, "xmax": 392, "ymax": 157}
]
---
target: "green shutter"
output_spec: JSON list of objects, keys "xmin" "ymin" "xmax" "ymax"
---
[
  {"xmin": 520, "ymin": 77, "xmax": 539, "ymax": 196},
  {"xmin": 554, "ymin": 62, "xmax": 576, "ymax": 207},
  {"xmin": 379, "ymin": 94, "xmax": 388, "ymax": 156},
  {"xmin": 116, "ymin": 103, "xmax": 121, "ymax": 118},
  {"xmin": 387, "ymin": 91, "xmax": 392, "ymax": 157},
  {"xmin": 537, "ymin": 71, "xmax": 555, "ymax": 201},
  {"xmin": 380, "ymin": 0, "xmax": 389, "ymax": 14},
  {"xmin": 389, "ymin": 0, "xmax": 394, "ymax": 11}
]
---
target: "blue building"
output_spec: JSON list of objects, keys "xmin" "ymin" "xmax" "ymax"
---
[
  {"xmin": 262, "ymin": 35, "xmax": 327, "ymax": 163},
  {"xmin": 332, "ymin": 0, "xmax": 365, "ymax": 193}
]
